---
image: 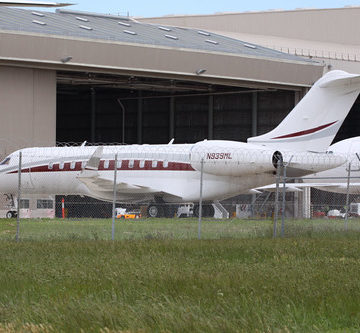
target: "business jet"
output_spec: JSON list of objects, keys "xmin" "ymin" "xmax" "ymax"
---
[{"xmin": 0, "ymin": 70, "xmax": 360, "ymax": 217}]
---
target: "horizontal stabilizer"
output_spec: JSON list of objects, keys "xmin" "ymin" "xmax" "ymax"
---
[
  {"xmin": 256, "ymin": 184, "xmax": 303, "ymax": 192},
  {"xmin": 256, "ymin": 182, "xmax": 360, "ymax": 194},
  {"xmin": 319, "ymin": 74, "xmax": 360, "ymax": 90}
]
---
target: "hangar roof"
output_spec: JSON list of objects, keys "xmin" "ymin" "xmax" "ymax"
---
[{"xmin": 0, "ymin": 7, "xmax": 315, "ymax": 64}]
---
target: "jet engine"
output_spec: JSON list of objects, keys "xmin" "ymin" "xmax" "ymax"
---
[{"xmin": 190, "ymin": 140, "xmax": 346, "ymax": 177}]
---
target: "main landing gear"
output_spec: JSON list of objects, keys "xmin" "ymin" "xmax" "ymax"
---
[
  {"xmin": 193, "ymin": 204, "xmax": 215, "ymax": 218},
  {"xmin": 146, "ymin": 204, "xmax": 176, "ymax": 218},
  {"xmin": 146, "ymin": 202, "xmax": 215, "ymax": 218}
]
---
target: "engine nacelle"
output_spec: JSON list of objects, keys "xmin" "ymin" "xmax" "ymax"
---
[
  {"xmin": 190, "ymin": 141, "xmax": 280, "ymax": 177},
  {"xmin": 190, "ymin": 140, "xmax": 346, "ymax": 177}
]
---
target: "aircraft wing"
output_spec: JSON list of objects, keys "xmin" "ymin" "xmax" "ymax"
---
[
  {"xmin": 77, "ymin": 147, "xmax": 183, "ymax": 200},
  {"xmin": 77, "ymin": 170, "xmax": 183, "ymax": 200},
  {"xmin": 78, "ymin": 171, "xmax": 149, "ymax": 192}
]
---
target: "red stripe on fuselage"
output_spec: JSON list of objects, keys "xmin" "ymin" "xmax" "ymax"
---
[
  {"xmin": 9, "ymin": 160, "xmax": 195, "ymax": 174},
  {"xmin": 271, "ymin": 121, "xmax": 337, "ymax": 139}
]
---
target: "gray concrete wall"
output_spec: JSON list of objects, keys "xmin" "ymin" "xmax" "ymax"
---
[
  {"xmin": 139, "ymin": 8, "xmax": 360, "ymax": 75},
  {"xmin": 139, "ymin": 7, "xmax": 360, "ymax": 46},
  {"xmin": 0, "ymin": 66, "xmax": 56, "ymax": 158},
  {"xmin": 0, "ymin": 32, "xmax": 322, "ymax": 89}
]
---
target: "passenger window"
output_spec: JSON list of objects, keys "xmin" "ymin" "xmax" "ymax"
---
[
  {"xmin": 163, "ymin": 160, "xmax": 168, "ymax": 168},
  {"xmin": 48, "ymin": 162, "xmax": 53, "ymax": 170},
  {"xmin": 59, "ymin": 162, "xmax": 64, "ymax": 170},
  {"xmin": 129, "ymin": 160, "xmax": 134, "ymax": 168},
  {"xmin": 117, "ymin": 160, "xmax": 122, "ymax": 169},
  {"xmin": 152, "ymin": 160, "xmax": 157, "ymax": 168},
  {"xmin": 70, "ymin": 161, "xmax": 76, "ymax": 170},
  {"xmin": 104, "ymin": 160, "xmax": 110, "ymax": 169},
  {"xmin": 139, "ymin": 160, "xmax": 145, "ymax": 168}
]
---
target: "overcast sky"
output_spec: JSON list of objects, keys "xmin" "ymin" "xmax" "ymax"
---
[{"xmin": 52, "ymin": 0, "xmax": 357, "ymax": 17}]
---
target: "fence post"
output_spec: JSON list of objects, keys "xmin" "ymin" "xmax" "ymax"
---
[
  {"xmin": 198, "ymin": 158, "xmax": 204, "ymax": 240},
  {"xmin": 344, "ymin": 162, "xmax": 351, "ymax": 231},
  {"xmin": 281, "ymin": 164, "xmax": 287, "ymax": 237},
  {"xmin": 273, "ymin": 160, "xmax": 281, "ymax": 238},
  {"xmin": 112, "ymin": 153, "xmax": 118, "ymax": 241},
  {"xmin": 16, "ymin": 151, "xmax": 22, "ymax": 242}
]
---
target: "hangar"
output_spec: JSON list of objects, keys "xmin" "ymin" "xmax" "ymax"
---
[
  {"xmin": 0, "ymin": 6, "xmax": 324, "ymax": 159},
  {"xmin": 139, "ymin": 6, "xmax": 360, "ymax": 143}
]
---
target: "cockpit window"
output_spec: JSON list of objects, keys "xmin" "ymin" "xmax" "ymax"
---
[{"xmin": 0, "ymin": 157, "xmax": 10, "ymax": 165}]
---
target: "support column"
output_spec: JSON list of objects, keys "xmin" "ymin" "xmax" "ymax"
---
[
  {"xmin": 303, "ymin": 187, "xmax": 311, "ymax": 219},
  {"xmin": 294, "ymin": 88, "xmax": 309, "ymax": 218},
  {"xmin": 294, "ymin": 91, "xmax": 301, "ymax": 106},
  {"xmin": 251, "ymin": 92, "xmax": 258, "ymax": 209},
  {"xmin": 294, "ymin": 87, "xmax": 309, "ymax": 105},
  {"xmin": 169, "ymin": 95, "xmax": 175, "ymax": 141},
  {"xmin": 208, "ymin": 95, "xmax": 214, "ymax": 139},
  {"xmin": 251, "ymin": 92, "xmax": 258, "ymax": 137},
  {"xmin": 137, "ymin": 91, "xmax": 143, "ymax": 144},
  {"xmin": 293, "ymin": 181, "xmax": 299, "ymax": 219},
  {"xmin": 91, "ymin": 88, "xmax": 96, "ymax": 143}
]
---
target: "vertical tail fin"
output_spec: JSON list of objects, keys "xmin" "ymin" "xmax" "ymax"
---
[{"xmin": 247, "ymin": 70, "xmax": 360, "ymax": 152}]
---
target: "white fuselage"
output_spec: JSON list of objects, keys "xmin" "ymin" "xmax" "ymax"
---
[
  {"xmin": 0, "ymin": 140, "xmax": 346, "ymax": 203},
  {"xmin": 304, "ymin": 137, "xmax": 360, "ymax": 193}
]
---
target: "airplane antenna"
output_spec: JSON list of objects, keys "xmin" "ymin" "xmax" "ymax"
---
[
  {"xmin": 168, "ymin": 138, "xmax": 174, "ymax": 145},
  {"xmin": 80, "ymin": 141, "xmax": 87, "ymax": 147}
]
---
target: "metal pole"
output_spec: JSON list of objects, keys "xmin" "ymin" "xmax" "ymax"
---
[
  {"xmin": 112, "ymin": 153, "xmax": 118, "ymax": 240},
  {"xmin": 169, "ymin": 95, "xmax": 175, "ymax": 141},
  {"xmin": 16, "ymin": 151, "xmax": 22, "ymax": 242},
  {"xmin": 91, "ymin": 88, "xmax": 96, "ymax": 143},
  {"xmin": 117, "ymin": 99, "xmax": 126, "ymax": 144},
  {"xmin": 344, "ymin": 162, "xmax": 351, "ymax": 231},
  {"xmin": 122, "ymin": 105, "xmax": 125, "ymax": 144},
  {"xmin": 208, "ymin": 95, "xmax": 214, "ymax": 140},
  {"xmin": 137, "ymin": 91, "xmax": 143, "ymax": 144},
  {"xmin": 281, "ymin": 164, "xmax": 287, "ymax": 237},
  {"xmin": 198, "ymin": 158, "xmax": 204, "ymax": 240},
  {"xmin": 251, "ymin": 92, "xmax": 258, "ymax": 137},
  {"xmin": 273, "ymin": 160, "xmax": 281, "ymax": 238}
]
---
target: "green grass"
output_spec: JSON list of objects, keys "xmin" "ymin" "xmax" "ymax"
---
[
  {"xmin": 1, "ymin": 218, "xmax": 360, "ymax": 332},
  {"xmin": 2, "ymin": 217, "xmax": 360, "ymax": 241}
]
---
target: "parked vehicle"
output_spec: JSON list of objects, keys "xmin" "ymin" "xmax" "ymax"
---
[{"xmin": 116, "ymin": 208, "xmax": 141, "ymax": 219}]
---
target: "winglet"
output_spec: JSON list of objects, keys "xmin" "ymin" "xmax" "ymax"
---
[{"xmin": 84, "ymin": 146, "xmax": 103, "ymax": 171}]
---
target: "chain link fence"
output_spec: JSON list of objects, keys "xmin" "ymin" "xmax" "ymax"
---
[{"xmin": 1, "ymin": 144, "xmax": 360, "ymax": 241}]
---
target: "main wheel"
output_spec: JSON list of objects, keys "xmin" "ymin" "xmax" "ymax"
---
[
  {"xmin": 164, "ymin": 205, "xmax": 176, "ymax": 218},
  {"xmin": 193, "ymin": 204, "xmax": 215, "ymax": 217},
  {"xmin": 203, "ymin": 205, "xmax": 215, "ymax": 218},
  {"xmin": 193, "ymin": 205, "xmax": 200, "ymax": 217},
  {"xmin": 6, "ymin": 211, "xmax": 13, "ymax": 218},
  {"xmin": 147, "ymin": 204, "xmax": 164, "ymax": 218}
]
